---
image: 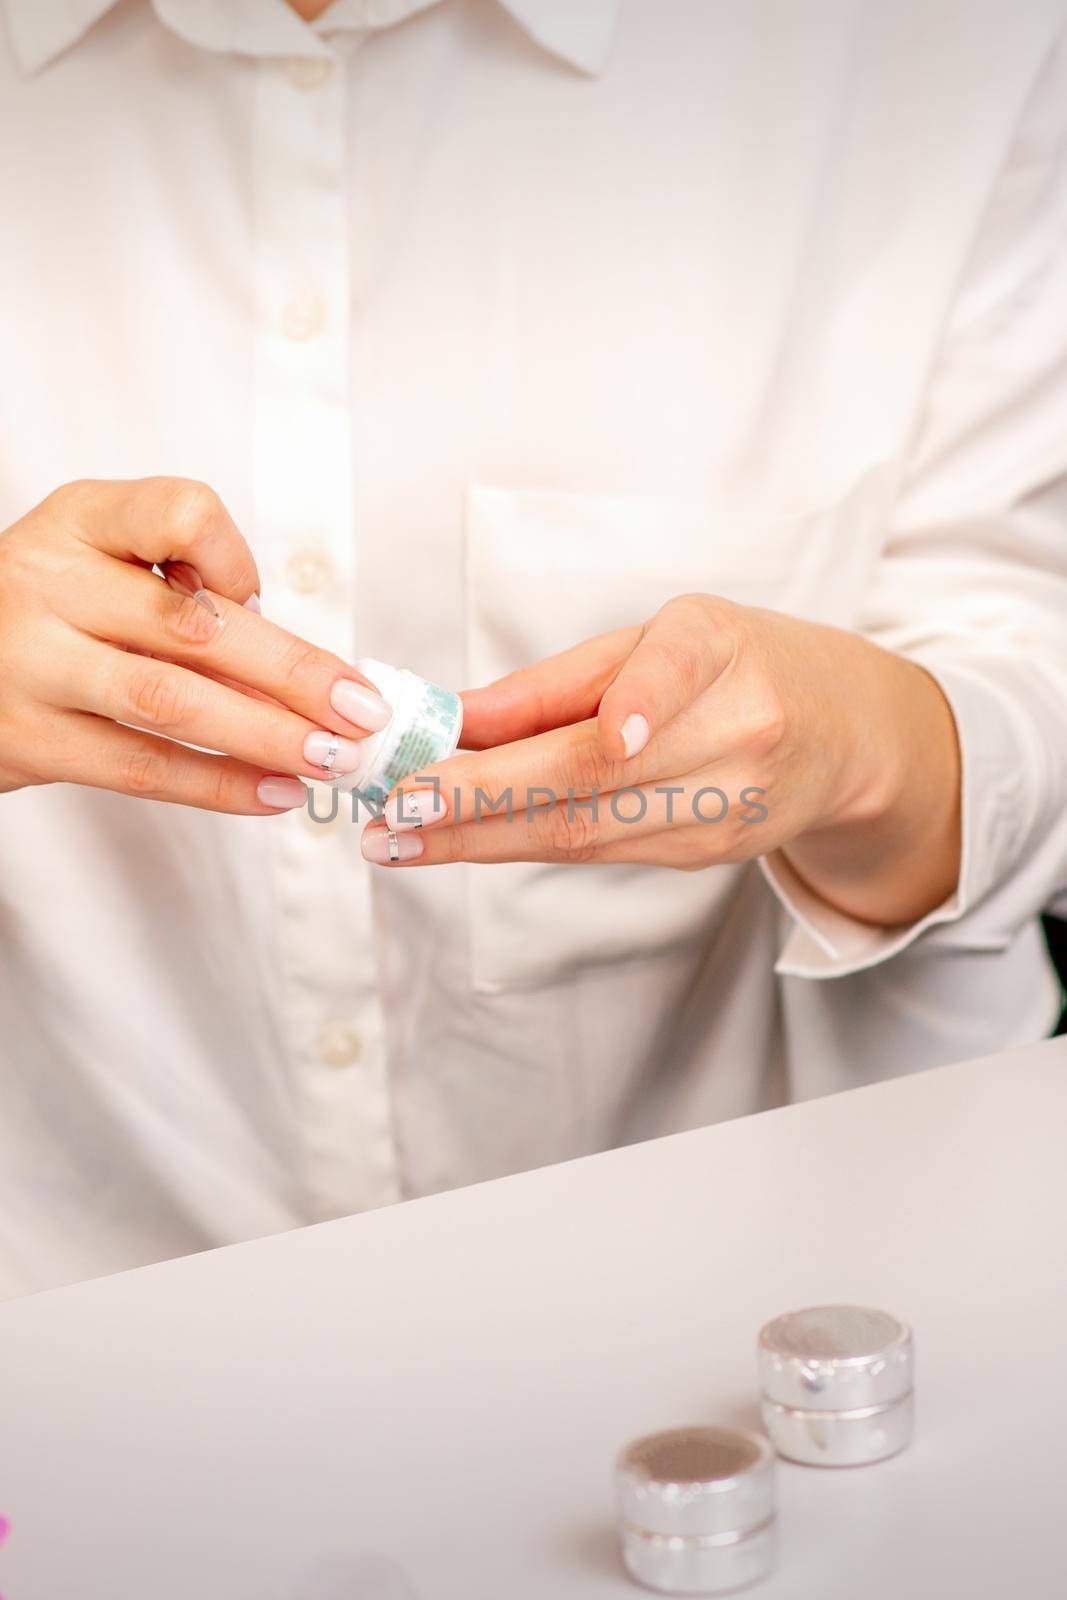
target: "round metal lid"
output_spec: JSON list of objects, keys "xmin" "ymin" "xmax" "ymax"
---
[
  {"xmin": 758, "ymin": 1305, "xmax": 914, "ymax": 1411},
  {"xmin": 616, "ymin": 1426, "xmax": 775, "ymax": 1539}
]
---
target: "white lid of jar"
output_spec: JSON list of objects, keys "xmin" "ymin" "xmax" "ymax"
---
[
  {"xmin": 758, "ymin": 1305, "xmax": 913, "ymax": 1411},
  {"xmin": 334, "ymin": 658, "xmax": 463, "ymax": 800}
]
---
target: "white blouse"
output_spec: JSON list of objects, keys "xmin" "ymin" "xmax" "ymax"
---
[{"xmin": 1, "ymin": 0, "xmax": 1066, "ymax": 1299}]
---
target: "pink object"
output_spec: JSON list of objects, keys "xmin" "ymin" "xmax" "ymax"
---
[
  {"xmin": 362, "ymin": 829, "xmax": 423, "ymax": 865},
  {"xmin": 304, "ymin": 730, "xmax": 369, "ymax": 777},
  {"xmin": 330, "ymin": 678, "xmax": 392, "ymax": 732},
  {"xmin": 161, "ymin": 560, "xmax": 203, "ymax": 596},
  {"xmin": 257, "ymin": 777, "xmax": 308, "ymax": 810},
  {"xmin": 620, "ymin": 712, "xmax": 650, "ymax": 759},
  {"xmin": 385, "ymin": 788, "xmax": 448, "ymax": 831}
]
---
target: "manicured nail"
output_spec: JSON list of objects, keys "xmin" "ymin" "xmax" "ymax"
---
[
  {"xmin": 244, "ymin": 592, "xmax": 262, "ymax": 613},
  {"xmin": 384, "ymin": 788, "xmax": 448, "ymax": 831},
  {"xmin": 620, "ymin": 712, "xmax": 650, "ymax": 759},
  {"xmin": 163, "ymin": 562, "xmax": 223, "ymax": 626},
  {"xmin": 330, "ymin": 678, "xmax": 392, "ymax": 732},
  {"xmin": 191, "ymin": 588, "xmax": 224, "ymax": 625},
  {"xmin": 163, "ymin": 560, "xmax": 202, "ymax": 597},
  {"xmin": 257, "ymin": 776, "xmax": 307, "ymax": 810},
  {"xmin": 361, "ymin": 828, "xmax": 423, "ymax": 865},
  {"xmin": 303, "ymin": 729, "xmax": 370, "ymax": 776}
]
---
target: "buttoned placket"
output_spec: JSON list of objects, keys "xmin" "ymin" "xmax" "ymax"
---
[{"xmin": 251, "ymin": 40, "xmax": 400, "ymax": 1221}]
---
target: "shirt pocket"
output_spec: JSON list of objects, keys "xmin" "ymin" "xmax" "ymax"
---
[{"xmin": 460, "ymin": 481, "xmax": 878, "ymax": 994}]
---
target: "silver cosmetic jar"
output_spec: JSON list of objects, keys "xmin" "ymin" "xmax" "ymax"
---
[
  {"xmin": 757, "ymin": 1305, "xmax": 914, "ymax": 1467},
  {"xmin": 616, "ymin": 1425, "xmax": 776, "ymax": 1594}
]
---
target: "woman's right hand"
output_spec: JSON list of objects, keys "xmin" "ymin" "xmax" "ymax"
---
[{"xmin": 0, "ymin": 477, "xmax": 393, "ymax": 812}]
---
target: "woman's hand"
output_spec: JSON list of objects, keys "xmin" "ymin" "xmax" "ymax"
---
[
  {"xmin": 362, "ymin": 593, "xmax": 961, "ymax": 928},
  {"xmin": 0, "ymin": 477, "xmax": 392, "ymax": 811}
]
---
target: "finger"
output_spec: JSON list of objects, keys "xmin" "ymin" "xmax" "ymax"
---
[
  {"xmin": 596, "ymin": 594, "xmax": 735, "ymax": 762},
  {"xmin": 125, "ymin": 646, "xmax": 288, "ymax": 708},
  {"xmin": 382, "ymin": 708, "xmax": 725, "ymax": 840},
  {"xmin": 590, "ymin": 825, "xmax": 740, "ymax": 868},
  {"xmin": 160, "ymin": 560, "xmax": 261, "ymax": 616},
  {"xmin": 53, "ymin": 634, "xmax": 356, "ymax": 780},
  {"xmin": 366, "ymin": 778, "xmax": 751, "ymax": 865},
  {"xmin": 459, "ymin": 625, "xmax": 640, "ymax": 749},
  {"xmin": 48, "ymin": 476, "xmax": 261, "ymax": 605},
  {"xmin": 44, "ymin": 710, "xmax": 307, "ymax": 814},
  {"xmin": 360, "ymin": 817, "xmax": 749, "ymax": 870},
  {"xmin": 382, "ymin": 719, "xmax": 622, "ymax": 829},
  {"xmin": 65, "ymin": 557, "xmax": 393, "ymax": 751}
]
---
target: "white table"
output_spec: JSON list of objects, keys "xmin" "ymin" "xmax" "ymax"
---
[{"xmin": 2, "ymin": 1037, "xmax": 1066, "ymax": 1600}]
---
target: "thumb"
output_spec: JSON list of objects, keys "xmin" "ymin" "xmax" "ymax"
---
[
  {"xmin": 459, "ymin": 624, "xmax": 640, "ymax": 750},
  {"xmin": 596, "ymin": 595, "xmax": 732, "ymax": 761}
]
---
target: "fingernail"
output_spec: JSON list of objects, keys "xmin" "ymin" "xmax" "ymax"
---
[
  {"xmin": 620, "ymin": 712, "xmax": 650, "ymax": 759},
  {"xmin": 257, "ymin": 776, "xmax": 307, "ymax": 810},
  {"xmin": 192, "ymin": 588, "xmax": 224, "ymax": 626},
  {"xmin": 303, "ymin": 729, "xmax": 370, "ymax": 776},
  {"xmin": 244, "ymin": 592, "xmax": 262, "ymax": 614},
  {"xmin": 384, "ymin": 788, "xmax": 448, "ymax": 831},
  {"xmin": 361, "ymin": 828, "xmax": 424, "ymax": 865},
  {"xmin": 163, "ymin": 560, "xmax": 203, "ymax": 597},
  {"xmin": 165, "ymin": 562, "xmax": 224, "ymax": 631},
  {"xmin": 331, "ymin": 678, "xmax": 392, "ymax": 732}
]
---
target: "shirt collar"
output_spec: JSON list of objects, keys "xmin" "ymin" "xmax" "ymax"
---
[{"xmin": 3, "ymin": 0, "xmax": 618, "ymax": 77}]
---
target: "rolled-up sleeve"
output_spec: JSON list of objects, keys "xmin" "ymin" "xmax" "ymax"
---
[{"xmin": 762, "ymin": 25, "xmax": 1067, "ymax": 980}]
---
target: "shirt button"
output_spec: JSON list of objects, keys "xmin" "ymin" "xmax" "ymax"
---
[
  {"xmin": 283, "ymin": 56, "xmax": 335, "ymax": 90},
  {"xmin": 317, "ymin": 1021, "xmax": 364, "ymax": 1068},
  {"xmin": 280, "ymin": 290, "xmax": 326, "ymax": 341},
  {"xmin": 284, "ymin": 545, "xmax": 333, "ymax": 595}
]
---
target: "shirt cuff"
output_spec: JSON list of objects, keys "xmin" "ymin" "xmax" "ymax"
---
[{"xmin": 760, "ymin": 657, "xmax": 1033, "ymax": 979}]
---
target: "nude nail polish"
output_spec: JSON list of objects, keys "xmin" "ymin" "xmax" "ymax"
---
[
  {"xmin": 162, "ymin": 560, "xmax": 202, "ymax": 597},
  {"xmin": 303, "ymin": 730, "xmax": 370, "ymax": 777},
  {"xmin": 192, "ymin": 588, "xmax": 224, "ymax": 624},
  {"xmin": 257, "ymin": 777, "xmax": 307, "ymax": 810},
  {"xmin": 331, "ymin": 678, "xmax": 393, "ymax": 732},
  {"xmin": 620, "ymin": 712, "xmax": 650, "ymax": 759},
  {"xmin": 244, "ymin": 592, "xmax": 262, "ymax": 613},
  {"xmin": 163, "ymin": 562, "xmax": 223, "ymax": 626},
  {"xmin": 361, "ymin": 829, "xmax": 423, "ymax": 865},
  {"xmin": 384, "ymin": 788, "xmax": 448, "ymax": 831}
]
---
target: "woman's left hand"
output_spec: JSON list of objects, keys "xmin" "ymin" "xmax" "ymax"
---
[{"xmin": 362, "ymin": 594, "xmax": 961, "ymax": 928}]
